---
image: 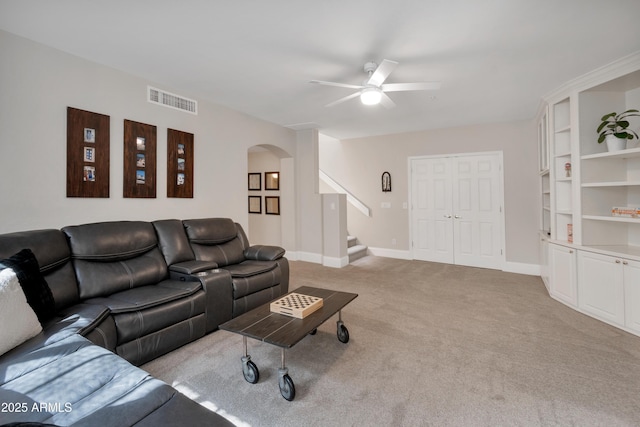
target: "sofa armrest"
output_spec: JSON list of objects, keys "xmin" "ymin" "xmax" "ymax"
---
[
  {"xmin": 198, "ymin": 270, "xmax": 233, "ymax": 332},
  {"xmin": 37, "ymin": 303, "xmax": 111, "ymax": 347},
  {"xmin": 244, "ymin": 245, "xmax": 285, "ymax": 261},
  {"xmin": 169, "ymin": 260, "xmax": 218, "ymax": 274},
  {"xmin": 169, "ymin": 269, "xmax": 233, "ymax": 332}
]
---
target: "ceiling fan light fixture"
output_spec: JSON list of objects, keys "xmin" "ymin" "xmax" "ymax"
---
[{"xmin": 360, "ymin": 87, "xmax": 382, "ymax": 105}]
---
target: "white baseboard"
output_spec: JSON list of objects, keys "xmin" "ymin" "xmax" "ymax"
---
[
  {"xmin": 297, "ymin": 251, "xmax": 323, "ymax": 264},
  {"xmin": 288, "ymin": 249, "xmax": 542, "ymax": 277},
  {"xmin": 367, "ymin": 247, "xmax": 412, "ymax": 260},
  {"xmin": 502, "ymin": 261, "xmax": 541, "ymax": 276},
  {"xmin": 323, "ymin": 256, "xmax": 349, "ymax": 268}
]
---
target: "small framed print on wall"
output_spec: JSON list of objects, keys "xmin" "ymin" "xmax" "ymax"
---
[
  {"xmin": 67, "ymin": 107, "xmax": 110, "ymax": 198},
  {"xmin": 265, "ymin": 196, "xmax": 280, "ymax": 215},
  {"xmin": 167, "ymin": 128, "xmax": 194, "ymax": 198},
  {"xmin": 123, "ymin": 119, "xmax": 157, "ymax": 198},
  {"xmin": 248, "ymin": 173, "xmax": 261, "ymax": 191},
  {"xmin": 248, "ymin": 196, "xmax": 262, "ymax": 214},
  {"xmin": 265, "ymin": 171, "xmax": 279, "ymax": 190}
]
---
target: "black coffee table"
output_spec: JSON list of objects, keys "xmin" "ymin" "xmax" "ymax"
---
[{"xmin": 219, "ymin": 286, "xmax": 358, "ymax": 401}]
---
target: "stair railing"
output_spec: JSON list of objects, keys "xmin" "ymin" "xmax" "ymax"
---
[{"xmin": 319, "ymin": 170, "xmax": 371, "ymax": 217}]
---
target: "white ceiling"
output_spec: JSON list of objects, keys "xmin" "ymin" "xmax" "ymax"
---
[{"xmin": 1, "ymin": 0, "xmax": 640, "ymax": 139}]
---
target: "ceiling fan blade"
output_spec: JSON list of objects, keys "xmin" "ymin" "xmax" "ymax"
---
[
  {"xmin": 381, "ymin": 82, "xmax": 442, "ymax": 92},
  {"xmin": 367, "ymin": 59, "xmax": 398, "ymax": 87},
  {"xmin": 379, "ymin": 92, "xmax": 396, "ymax": 109},
  {"xmin": 325, "ymin": 91, "xmax": 362, "ymax": 107},
  {"xmin": 310, "ymin": 80, "xmax": 364, "ymax": 90}
]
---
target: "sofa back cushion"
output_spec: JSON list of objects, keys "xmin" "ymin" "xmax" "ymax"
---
[
  {"xmin": 0, "ymin": 229, "xmax": 80, "ymax": 311},
  {"xmin": 183, "ymin": 218, "xmax": 246, "ymax": 267},
  {"xmin": 152, "ymin": 219, "xmax": 194, "ymax": 266},
  {"xmin": 63, "ymin": 221, "xmax": 168, "ymax": 299}
]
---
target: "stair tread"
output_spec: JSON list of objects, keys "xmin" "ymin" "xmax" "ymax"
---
[{"xmin": 347, "ymin": 244, "xmax": 367, "ymax": 254}]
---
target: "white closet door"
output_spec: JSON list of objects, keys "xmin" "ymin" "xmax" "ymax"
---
[
  {"xmin": 452, "ymin": 154, "xmax": 502, "ymax": 269},
  {"xmin": 411, "ymin": 157, "xmax": 454, "ymax": 263},
  {"xmin": 411, "ymin": 153, "xmax": 503, "ymax": 269}
]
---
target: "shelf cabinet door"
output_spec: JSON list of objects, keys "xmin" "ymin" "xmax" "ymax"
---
[
  {"xmin": 577, "ymin": 251, "xmax": 625, "ymax": 327},
  {"xmin": 549, "ymin": 243, "xmax": 577, "ymax": 306},
  {"xmin": 539, "ymin": 235, "xmax": 549, "ymax": 291},
  {"xmin": 624, "ymin": 259, "xmax": 640, "ymax": 334}
]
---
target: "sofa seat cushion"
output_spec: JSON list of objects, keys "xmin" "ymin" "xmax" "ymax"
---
[
  {"xmin": 85, "ymin": 280, "xmax": 201, "ymax": 314},
  {"xmin": 225, "ymin": 261, "xmax": 282, "ymax": 299},
  {"xmin": 0, "ymin": 334, "xmax": 179, "ymax": 426}
]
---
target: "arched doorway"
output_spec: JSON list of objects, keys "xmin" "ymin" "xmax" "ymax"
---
[{"xmin": 247, "ymin": 144, "xmax": 294, "ymax": 252}]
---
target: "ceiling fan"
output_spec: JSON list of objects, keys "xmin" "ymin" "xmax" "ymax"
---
[{"xmin": 310, "ymin": 59, "xmax": 441, "ymax": 108}]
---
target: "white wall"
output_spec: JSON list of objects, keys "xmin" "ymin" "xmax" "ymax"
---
[
  {"xmin": 319, "ymin": 119, "xmax": 539, "ymax": 267},
  {"xmin": 0, "ymin": 30, "xmax": 296, "ymax": 234},
  {"xmin": 295, "ymin": 129, "xmax": 323, "ymax": 263},
  {"xmin": 247, "ymin": 150, "xmax": 282, "ymax": 245}
]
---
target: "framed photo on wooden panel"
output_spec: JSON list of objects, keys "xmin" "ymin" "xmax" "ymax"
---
[
  {"xmin": 167, "ymin": 129, "xmax": 194, "ymax": 198},
  {"xmin": 248, "ymin": 173, "xmax": 261, "ymax": 191},
  {"xmin": 124, "ymin": 120, "xmax": 156, "ymax": 198},
  {"xmin": 265, "ymin": 171, "xmax": 279, "ymax": 190},
  {"xmin": 67, "ymin": 107, "xmax": 110, "ymax": 197},
  {"xmin": 265, "ymin": 196, "xmax": 280, "ymax": 215},
  {"xmin": 248, "ymin": 196, "xmax": 262, "ymax": 214}
]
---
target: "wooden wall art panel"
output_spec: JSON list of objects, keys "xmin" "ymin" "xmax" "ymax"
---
[
  {"xmin": 67, "ymin": 107, "xmax": 110, "ymax": 198},
  {"xmin": 167, "ymin": 128, "xmax": 194, "ymax": 198},
  {"xmin": 123, "ymin": 119, "xmax": 157, "ymax": 198}
]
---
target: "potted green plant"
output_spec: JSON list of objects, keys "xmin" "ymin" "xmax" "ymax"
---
[{"xmin": 597, "ymin": 109, "xmax": 640, "ymax": 151}]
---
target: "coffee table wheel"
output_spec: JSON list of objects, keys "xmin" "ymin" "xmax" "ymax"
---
[
  {"xmin": 279, "ymin": 374, "xmax": 296, "ymax": 401},
  {"xmin": 243, "ymin": 360, "xmax": 259, "ymax": 384},
  {"xmin": 337, "ymin": 323, "xmax": 349, "ymax": 343},
  {"xmin": 309, "ymin": 328, "xmax": 317, "ymax": 335}
]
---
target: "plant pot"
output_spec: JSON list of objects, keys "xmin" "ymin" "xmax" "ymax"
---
[{"xmin": 605, "ymin": 135, "xmax": 627, "ymax": 152}]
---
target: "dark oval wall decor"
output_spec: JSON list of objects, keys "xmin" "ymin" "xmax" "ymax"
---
[{"xmin": 382, "ymin": 171, "xmax": 391, "ymax": 192}]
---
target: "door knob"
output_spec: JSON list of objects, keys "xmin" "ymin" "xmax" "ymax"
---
[
  {"xmin": 454, "ymin": 215, "xmax": 462, "ymax": 219},
  {"xmin": 443, "ymin": 214, "xmax": 452, "ymax": 218}
]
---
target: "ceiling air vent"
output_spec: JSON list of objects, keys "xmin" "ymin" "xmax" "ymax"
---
[{"xmin": 148, "ymin": 86, "xmax": 197, "ymax": 115}]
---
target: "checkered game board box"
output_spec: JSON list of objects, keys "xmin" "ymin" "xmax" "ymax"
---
[{"xmin": 270, "ymin": 293, "xmax": 324, "ymax": 319}]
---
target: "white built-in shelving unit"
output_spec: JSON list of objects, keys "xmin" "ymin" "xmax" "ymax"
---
[
  {"xmin": 538, "ymin": 52, "xmax": 640, "ymax": 336},
  {"xmin": 578, "ymin": 70, "xmax": 640, "ymax": 257}
]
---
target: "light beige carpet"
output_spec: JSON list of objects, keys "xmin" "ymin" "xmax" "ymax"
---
[{"xmin": 143, "ymin": 257, "xmax": 640, "ymax": 426}]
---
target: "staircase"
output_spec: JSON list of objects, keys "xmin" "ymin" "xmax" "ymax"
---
[{"xmin": 347, "ymin": 235, "xmax": 368, "ymax": 263}]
